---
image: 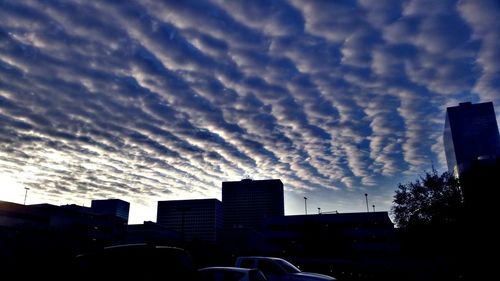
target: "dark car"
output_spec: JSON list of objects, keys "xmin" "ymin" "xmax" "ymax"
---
[
  {"xmin": 236, "ymin": 257, "xmax": 336, "ymax": 281},
  {"xmin": 199, "ymin": 267, "xmax": 268, "ymax": 281},
  {"xmin": 76, "ymin": 243, "xmax": 197, "ymax": 280}
]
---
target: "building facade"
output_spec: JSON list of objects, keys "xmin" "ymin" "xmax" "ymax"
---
[
  {"xmin": 444, "ymin": 101, "xmax": 500, "ymax": 176},
  {"xmin": 222, "ymin": 179, "xmax": 284, "ymax": 230},
  {"xmin": 156, "ymin": 199, "xmax": 222, "ymax": 244},
  {"xmin": 91, "ymin": 199, "xmax": 130, "ymax": 223},
  {"xmin": 263, "ymin": 212, "xmax": 397, "ymax": 257},
  {"xmin": 261, "ymin": 212, "xmax": 399, "ymax": 279},
  {"xmin": 0, "ymin": 200, "xmax": 128, "ymax": 276}
]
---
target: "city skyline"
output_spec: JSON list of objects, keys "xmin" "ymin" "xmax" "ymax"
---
[{"xmin": 1, "ymin": 0, "xmax": 500, "ymax": 224}]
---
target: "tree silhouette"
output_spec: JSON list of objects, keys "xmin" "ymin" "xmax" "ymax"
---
[{"xmin": 392, "ymin": 169, "xmax": 464, "ymax": 228}]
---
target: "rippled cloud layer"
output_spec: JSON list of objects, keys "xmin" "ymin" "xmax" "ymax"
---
[{"xmin": 1, "ymin": 0, "xmax": 498, "ymax": 222}]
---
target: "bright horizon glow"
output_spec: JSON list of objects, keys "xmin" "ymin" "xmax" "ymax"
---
[
  {"xmin": 0, "ymin": 173, "xmax": 26, "ymax": 204},
  {"xmin": 1, "ymin": 172, "xmax": 395, "ymax": 225}
]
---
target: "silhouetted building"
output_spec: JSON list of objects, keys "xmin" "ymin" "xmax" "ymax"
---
[
  {"xmin": 443, "ymin": 102, "xmax": 500, "ymax": 214},
  {"xmin": 263, "ymin": 212, "xmax": 397, "ymax": 257},
  {"xmin": 444, "ymin": 101, "xmax": 500, "ymax": 176},
  {"xmin": 459, "ymin": 156, "xmax": 500, "ymax": 212},
  {"xmin": 222, "ymin": 179, "xmax": 284, "ymax": 230},
  {"xmin": 262, "ymin": 212, "xmax": 399, "ymax": 277},
  {"xmin": 0, "ymin": 200, "xmax": 48, "ymax": 229},
  {"xmin": 91, "ymin": 199, "xmax": 130, "ymax": 223},
  {"xmin": 30, "ymin": 203, "xmax": 127, "ymax": 246},
  {"xmin": 123, "ymin": 221, "xmax": 182, "ymax": 245},
  {"xmin": 0, "ymin": 200, "xmax": 128, "ymax": 277},
  {"xmin": 157, "ymin": 199, "xmax": 222, "ymax": 244},
  {"xmin": 0, "ymin": 200, "xmax": 124, "ymax": 235}
]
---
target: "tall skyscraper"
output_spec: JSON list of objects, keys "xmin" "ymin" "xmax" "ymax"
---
[
  {"xmin": 222, "ymin": 179, "xmax": 284, "ymax": 230},
  {"xmin": 156, "ymin": 199, "xmax": 222, "ymax": 243},
  {"xmin": 444, "ymin": 102, "xmax": 500, "ymax": 176},
  {"xmin": 91, "ymin": 199, "xmax": 130, "ymax": 223}
]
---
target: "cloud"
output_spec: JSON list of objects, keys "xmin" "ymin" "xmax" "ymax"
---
[
  {"xmin": 0, "ymin": 0, "xmax": 498, "ymax": 222},
  {"xmin": 290, "ymin": 0, "xmax": 364, "ymax": 43},
  {"xmin": 458, "ymin": 0, "xmax": 500, "ymax": 104},
  {"xmin": 213, "ymin": 0, "xmax": 304, "ymax": 37}
]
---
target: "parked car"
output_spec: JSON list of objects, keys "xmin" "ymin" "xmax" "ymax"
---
[
  {"xmin": 235, "ymin": 256, "xmax": 336, "ymax": 281},
  {"xmin": 75, "ymin": 243, "xmax": 198, "ymax": 280},
  {"xmin": 198, "ymin": 267, "xmax": 267, "ymax": 281}
]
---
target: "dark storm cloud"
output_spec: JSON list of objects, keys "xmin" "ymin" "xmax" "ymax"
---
[{"xmin": 1, "ymin": 0, "xmax": 498, "ymax": 220}]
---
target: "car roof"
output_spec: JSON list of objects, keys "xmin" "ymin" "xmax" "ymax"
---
[
  {"xmin": 237, "ymin": 256, "xmax": 284, "ymax": 261},
  {"xmin": 104, "ymin": 243, "xmax": 185, "ymax": 251},
  {"xmin": 199, "ymin": 267, "xmax": 256, "ymax": 273}
]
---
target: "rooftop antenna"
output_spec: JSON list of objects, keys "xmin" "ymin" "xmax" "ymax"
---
[
  {"xmin": 24, "ymin": 187, "xmax": 30, "ymax": 205},
  {"xmin": 364, "ymin": 193, "xmax": 369, "ymax": 212}
]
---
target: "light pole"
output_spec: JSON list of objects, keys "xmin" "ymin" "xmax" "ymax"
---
[
  {"xmin": 372, "ymin": 205, "xmax": 376, "ymax": 212},
  {"xmin": 364, "ymin": 193, "xmax": 369, "ymax": 212},
  {"xmin": 318, "ymin": 207, "xmax": 321, "ymax": 214},
  {"xmin": 304, "ymin": 197, "xmax": 308, "ymax": 215},
  {"xmin": 24, "ymin": 187, "xmax": 30, "ymax": 205}
]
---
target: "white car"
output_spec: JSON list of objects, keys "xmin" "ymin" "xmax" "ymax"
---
[
  {"xmin": 199, "ymin": 267, "xmax": 268, "ymax": 281},
  {"xmin": 235, "ymin": 257, "xmax": 336, "ymax": 281}
]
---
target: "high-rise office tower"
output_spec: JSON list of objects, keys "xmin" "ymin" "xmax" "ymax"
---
[
  {"xmin": 444, "ymin": 101, "xmax": 500, "ymax": 176},
  {"xmin": 157, "ymin": 199, "xmax": 222, "ymax": 243},
  {"xmin": 222, "ymin": 179, "xmax": 284, "ymax": 230},
  {"xmin": 91, "ymin": 199, "xmax": 130, "ymax": 223}
]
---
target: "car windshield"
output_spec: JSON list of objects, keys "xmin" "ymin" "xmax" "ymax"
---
[{"xmin": 275, "ymin": 259, "xmax": 301, "ymax": 273}]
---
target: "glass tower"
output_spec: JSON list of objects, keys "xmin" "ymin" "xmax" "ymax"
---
[{"xmin": 444, "ymin": 102, "xmax": 500, "ymax": 176}]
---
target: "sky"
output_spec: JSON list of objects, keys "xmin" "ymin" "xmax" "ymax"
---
[{"xmin": 0, "ymin": 0, "xmax": 499, "ymax": 224}]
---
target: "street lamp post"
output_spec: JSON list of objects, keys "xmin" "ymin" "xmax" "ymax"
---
[
  {"xmin": 364, "ymin": 193, "xmax": 369, "ymax": 212},
  {"xmin": 24, "ymin": 187, "xmax": 30, "ymax": 205},
  {"xmin": 373, "ymin": 205, "xmax": 376, "ymax": 212},
  {"xmin": 318, "ymin": 207, "xmax": 321, "ymax": 214},
  {"xmin": 304, "ymin": 197, "xmax": 308, "ymax": 215}
]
